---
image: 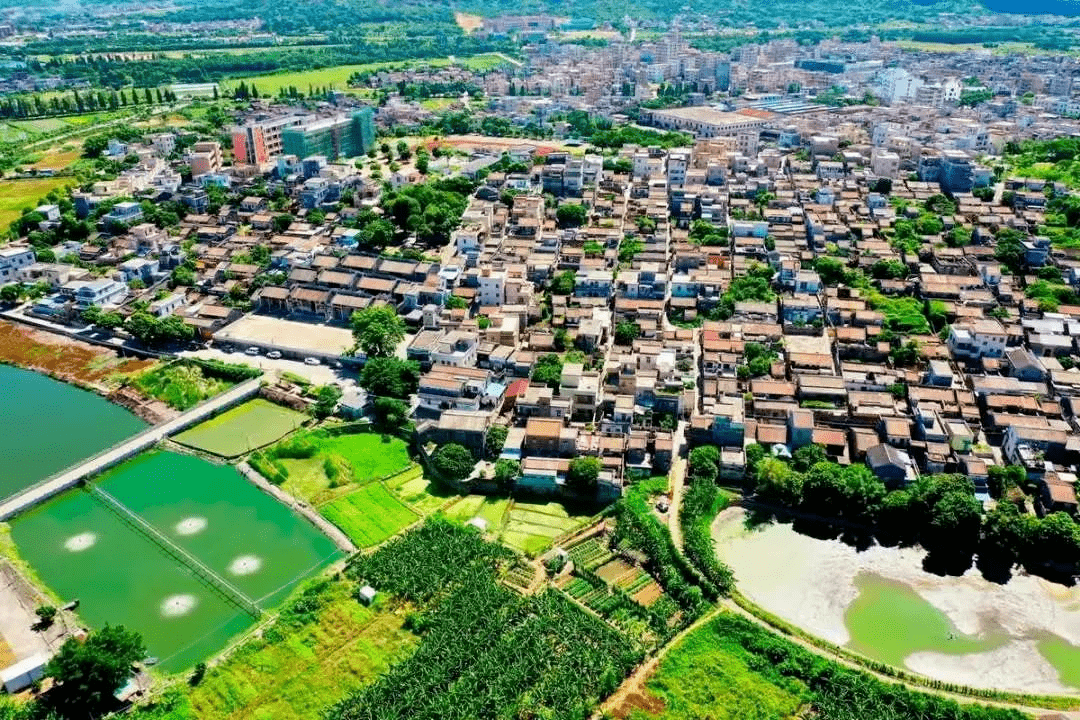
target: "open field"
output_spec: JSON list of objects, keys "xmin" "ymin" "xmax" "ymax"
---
[
  {"xmin": 0, "ymin": 177, "xmax": 72, "ymax": 228},
  {"xmin": 173, "ymin": 398, "xmax": 307, "ymax": 457},
  {"xmin": 713, "ymin": 507, "xmax": 1080, "ymax": 695},
  {"xmin": 219, "ymin": 54, "xmax": 510, "ymax": 97},
  {"xmin": 385, "ymin": 465, "xmax": 455, "ymax": 515},
  {"xmin": 321, "ymin": 483, "xmax": 418, "ymax": 547},
  {"xmin": 27, "ymin": 144, "xmax": 83, "ymax": 171},
  {"xmin": 892, "ymin": 40, "xmax": 1049, "ymax": 56},
  {"xmin": 259, "ymin": 430, "xmax": 413, "ymax": 505},
  {"xmin": 0, "ymin": 320, "xmax": 154, "ymax": 389},
  {"xmin": 616, "ymin": 614, "xmax": 808, "ymax": 720},
  {"xmin": 454, "ymin": 12, "xmax": 484, "ymax": 32}
]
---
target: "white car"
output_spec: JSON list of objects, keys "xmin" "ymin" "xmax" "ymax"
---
[
  {"xmin": 245, "ymin": 347, "xmax": 260, "ymax": 356},
  {"xmin": 304, "ymin": 357, "xmax": 320, "ymax": 366},
  {"xmin": 266, "ymin": 351, "xmax": 282, "ymax": 359}
]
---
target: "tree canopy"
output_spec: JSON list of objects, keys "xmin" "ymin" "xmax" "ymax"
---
[
  {"xmin": 360, "ymin": 357, "xmax": 420, "ymax": 399},
  {"xmin": 566, "ymin": 456, "xmax": 601, "ymax": 495},
  {"xmin": 431, "ymin": 443, "xmax": 476, "ymax": 482},
  {"xmin": 351, "ymin": 306, "xmax": 406, "ymax": 358},
  {"xmin": 46, "ymin": 624, "xmax": 145, "ymax": 717}
]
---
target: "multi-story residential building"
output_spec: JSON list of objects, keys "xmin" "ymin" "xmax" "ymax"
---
[
  {"xmin": 60, "ymin": 278, "xmax": 127, "ymax": 309},
  {"xmin": 0, "ymin": 246, "xmax": 35, "ymax": 284},
  {"xmin": 478, "ymin": 268, "xmax": 506, "ymax": 306},
  {"xmin": 189, "ymin": 141, "xmax": 222, "ymax": 176},
  {"xmin": 948, "ymin": 319, "xmax": 1007, "ymax": 360},
  {"xmin": 232, "ymin": 115, "xmax": 306, "ymax": 165}
]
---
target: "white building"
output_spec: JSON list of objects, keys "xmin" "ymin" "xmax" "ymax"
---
[
  {"xmin": 478, "ymin": 268, "xmax": 506, "ymax": 307},
  {"xmin": 0, "ymin": 246, "xmax": 35, "ymax": 284},
  {"xmin": 947, "ymin": 319, "xmax": 1007, "ymax": 360},
  {"xmin": 877, "ymin": 68, "xmax": 922, "ymax": 104}
]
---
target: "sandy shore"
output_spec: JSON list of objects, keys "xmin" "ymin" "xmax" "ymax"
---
[{"xmin": 713, "ymin": 507, "xmax": 1080, "ymax": 695}]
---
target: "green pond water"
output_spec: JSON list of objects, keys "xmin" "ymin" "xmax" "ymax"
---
[
  {"xmin": 0, "ymin": 365, "xmax": 146, "ymax": 498},
  {"xmin": 844, "ymin": 573, "xmax": 1008, "ymax": 666},
  {"xmin": 11, "ymin": 451, "xmax": 342, "ymax": 671}
]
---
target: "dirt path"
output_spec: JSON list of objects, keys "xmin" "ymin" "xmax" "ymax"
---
[{"xmin": 667, "ymin": 455, "xmax": 686, "ymax": 550}]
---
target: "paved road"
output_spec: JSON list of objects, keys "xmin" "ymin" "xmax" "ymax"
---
[{"xmin": 0, "ymin": 378, "xmax": 261, "ymax": 520}]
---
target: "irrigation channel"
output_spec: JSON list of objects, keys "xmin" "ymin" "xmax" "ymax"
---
[{"xmin": 88, "ymin": 485, "xmax": 261, "ymax": 619}]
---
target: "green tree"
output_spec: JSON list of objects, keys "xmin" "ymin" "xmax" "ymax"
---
[
  {"xmin": 272, "ymin": 214, "xmax": 294, "ymax": 233},
  {"xmin": 551, "ymin": 270, "xmax": 576, "ymax": 296},
  {"xmin": 532, "ymin": 354, "xmax": 563, "ymax": 389},
  {"xmin": 485, "ymin": 424, "xmax": 509, "ymax": 461},
  {"xmin": 614, "ymin": 321, "xmax": 639, "ymax": 346},
  {"xmin": 360, "ymin": 357, "xmax": 420, "ymax": 399},
  {"xmin": 556, "ymin": 203, "xmax": 587, "ymax": 228},
  {"xmin": 0, "ymin": 285, "xmax": 19, "ymax": 304},
  {"xmin": 431, "ymin": 443, "xmax": 475, "ymax": 481},
  {"xmin": 493, "ymin": 458, "xmax": 520, "ymax": 492},
  {"xmin": 791, "ymin": 444, "xmax": 826, "ymax": 472},
  {"xmin": 351, "ymin": 306, "xmax": 406, "ymax": 358},
  {"xmin": 372, "ymin": 396, "xmax": 410, "ymax": 432},
  {"xmin": 46, "ymin": 624, "xmax": 145, "ymax": 717},
  {"xmin": 309, "ymin": 384, "xmax": 342, "ymax": 419},
  {"xmin": 567, "ymin": 456, "xmax": 602, "ymax": 495},
  {"xmin": 360, "ymin": 218, "xmax": 395, "ymax": 249},
  {"xmin": 688, "ymin": 445, "xmax": 720, "ymax": 484}
]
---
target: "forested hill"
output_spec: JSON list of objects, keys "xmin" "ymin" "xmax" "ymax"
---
[{"xmin": 3, "ymin": 0, "xmax": 1080, "ymax": 41}]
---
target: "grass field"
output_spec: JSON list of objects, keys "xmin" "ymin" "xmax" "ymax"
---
[
  {"xmin": 321, "ymin": 482, "xmax": 419, "ymax": 547},
  {"xmin": 173, "ymin": 398, "xmax": 307, "ymax": 457},
  {"xmin": 219, "ymin": 54, "xmax": 509, "ymax": 96},
  {"xmin": 626, "ymin": 614, "xmax": 808, "ymax": 720},
  {"xmin": 131, "ymin": 362, "xmax": 234, "ymax": 411},
  {"xmin": 0, "ymin": 177, "xmax": 71, "ymax": 229},
  {"xmin": 259, "ymin": 430, "xmax": 413, "ymax": 506},
  {"xmin": 146, "ymin": 579, "xmax": 417, "ymax": 720}
]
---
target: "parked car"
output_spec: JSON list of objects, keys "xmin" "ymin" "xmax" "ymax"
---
[
  {"xmin": 245, "ymin": 347, "xmax": 260, "ymax": 356},
  {"xmin": 304, "ymin": 357, "xmax": 320, "ymax": 366},
  {"xmin": 267, "ymin": 351, "xmax": 282, "ymax": 359}
]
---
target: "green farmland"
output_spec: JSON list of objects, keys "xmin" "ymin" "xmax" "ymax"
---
[
  {"xmin": 0, "ymin": 177, "xmax": 72, "ymax": 229},
  {"xmin": 321, "ymin": 482, "xmax": 419, "ymax": 547},
  {"xmin": 219, "ymin": 53, "xmax": 510, "ymax": 96},
  {"xmin": 173, "ymin": 399, "xmax": 307, "ymax": 458}
]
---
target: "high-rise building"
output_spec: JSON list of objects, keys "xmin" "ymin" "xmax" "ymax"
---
[{"xmin": 280, "ymin": 110, "xmax": 376, "ymax": 162}]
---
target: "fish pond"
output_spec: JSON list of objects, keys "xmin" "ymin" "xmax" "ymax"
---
[
  {"xmin": 11, "ymin": 451, "xmax": 342, "ymax": 671},
  {"xmin": 0, "ymin": 364, "xmax": 146, "ymax": 499}
]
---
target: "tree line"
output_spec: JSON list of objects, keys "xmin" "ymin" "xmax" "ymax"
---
[
  {"xmin": 742, "ymin": 444, "xmax": 1080, "ymax": 580},
  {"xmin": 0, "ymin": 87, "xmax": 178, "ymax": 120}
]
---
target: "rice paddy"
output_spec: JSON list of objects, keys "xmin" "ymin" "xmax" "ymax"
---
[
  {"xmin": 443, "ymin": 496, "xmax": 594, "ymax": 556},
  {"xmin": 321, "ymin": 483, "xmax": 419, "ymax": 547}
]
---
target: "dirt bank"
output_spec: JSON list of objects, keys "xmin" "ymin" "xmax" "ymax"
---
[{"xmin": 0, "ymin": 320, "xmax": 173, "ymax": 423}]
